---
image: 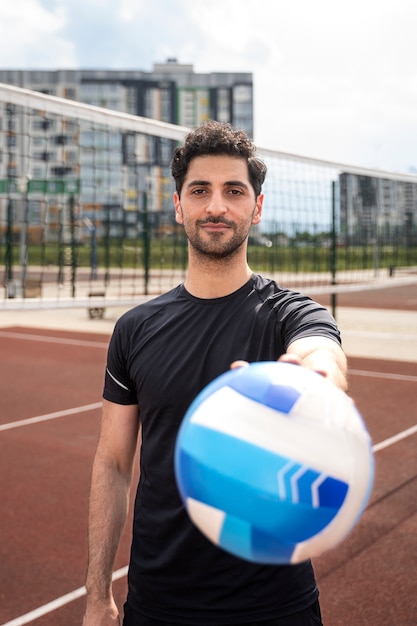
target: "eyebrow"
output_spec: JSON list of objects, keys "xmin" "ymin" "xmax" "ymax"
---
[{"xmin": 186, "ymin": 179, "xmax": 250, "ymax": 190}]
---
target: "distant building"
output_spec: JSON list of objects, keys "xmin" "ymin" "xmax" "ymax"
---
[
  {"xmin": 0, "ymin": 62, "xmax": 253, "ymax": 241},
  {"xmin": 339, "ymin": 173, "xmax": 417, "ymax": 247},
  {"xmin": 0, "ymin": 61, "xmax": 253, "ymax": 132}
]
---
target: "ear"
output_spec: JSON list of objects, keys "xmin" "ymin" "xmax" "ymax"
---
[
  {"xmin": 173, "ymin": 192, "xmax": 183, "ymax": 224},
  {"xmin": 251, "ymin": 193, "xmax": 264, "ymax": 225}
]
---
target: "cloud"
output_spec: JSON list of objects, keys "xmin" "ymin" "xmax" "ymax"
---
[
  {"xmin": 0, "ymin": 0, "xmax": 416, "ymax": 171},
  {"xmin": 169, "ymin": 0, "xmax": 417, "ymax": 170},
  {"xmin": 42, "ymin": 0, "xmax": 199, "ymax": 69},
  {"xmin": 0, "ymin": 1, "xmax": 75, "ymax": 66}
]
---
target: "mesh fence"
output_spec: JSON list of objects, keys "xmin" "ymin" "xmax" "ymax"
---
[{"xmin": 1, "ymin": 82, "xmax": 416, "ymax": 313}]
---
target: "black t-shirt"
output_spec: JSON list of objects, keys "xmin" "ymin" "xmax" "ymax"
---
[{"xmin": 103, "ymin": 274, "xmax": 342, "ymax": 624}]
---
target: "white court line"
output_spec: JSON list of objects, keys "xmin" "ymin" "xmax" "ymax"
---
[
  {"xmin": 372, "ymin": 424, "xmax": 417, "ymax": 452},
  {"xmin": 0, "ymin": 358, "xmax": 415, "ymax": 623},
  {"xmin": 6, "ymin": 368, "xmax": 412, "ymax": 434},
  {"xmin": 349, "ymin": 369, "xmax": 417, "ymax": 383},
  {"xmin": 0, "ymin": 329, "xmax": 108, "ymax": 348},
  {"xmin": 1, "ymin": 425, "xmax": 416, "ymax": 626},
  {"xmin": 0, "ymin": 567, "xmax": 128, "ymax": 626},
  {"xmin": 0, "ymin": 403, "xmax": 102, "ymax": 432}
]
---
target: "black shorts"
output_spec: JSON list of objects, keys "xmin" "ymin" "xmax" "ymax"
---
[{"xmin": 122, "ymin": 599, "xmax": 323, "ymax": 626}]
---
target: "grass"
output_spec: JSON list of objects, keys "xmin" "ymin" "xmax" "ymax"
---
[{"xmin": 2, "ymin": 239, "xmax": 414, "ymax": 274}]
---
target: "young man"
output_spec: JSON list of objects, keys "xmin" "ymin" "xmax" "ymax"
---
[{"xmin": 82, "ymin": 121, "xmax": 347, "ymax": 626}]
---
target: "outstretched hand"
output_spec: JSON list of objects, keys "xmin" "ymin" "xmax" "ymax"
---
[
  {"xmin": 231, "ymin": 355, "xmax": 304, "ymax": 370},
  {"xmin": 230, "ymin": 353, "xmax": 327, "ymax": 377}
]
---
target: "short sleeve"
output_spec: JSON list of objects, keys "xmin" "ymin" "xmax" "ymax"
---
[
  {"xmin": 275, "ymin": 292, "xmax": 341, "ymax": 350},
  {"xmin": 103, "ymin": 320, "xmax": 138, "ymax": 405}
]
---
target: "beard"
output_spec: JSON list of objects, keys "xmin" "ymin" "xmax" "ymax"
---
[{"xmin": 182, "ymin": 215, "xmax": 253, "ymax": 260}]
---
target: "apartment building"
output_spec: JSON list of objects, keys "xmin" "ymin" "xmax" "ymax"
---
[
  {"xmin": 0, "ymin": 60, "xmax": 253, "ymax": 130},
  {"xmin": 0, "ymin": 61, "xmax": 253, "ymax": 240},
  {"xmin": 339, "ymin": 172, "xmax": 417, "ymax": 246}
]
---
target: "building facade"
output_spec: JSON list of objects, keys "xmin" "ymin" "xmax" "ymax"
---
[
  {"xmin": 0, "ymin": 61, "xmax": 253, "ymax": 243},
  {"xmin": 339, "ymin": 173, "xmax": 417, "ymax": 247},
  {"xmin": 0, "ymin": 60, "xmax": 253, "ymax": 131}
]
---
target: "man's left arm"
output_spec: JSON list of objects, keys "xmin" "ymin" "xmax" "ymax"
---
[{"xmin": 281, "ymin": 336, "xmax": 348, "ymax": 392}]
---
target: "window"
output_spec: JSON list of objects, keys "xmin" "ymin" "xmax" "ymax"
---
[
  {"xmin": 64, "ymin": 87, "xmax": 76, "ymax": 99},
  {"xmin": 6, "ymin": 134, "xmax": 17, "ymax": 147},
  {"xmin": 217, "ymin": 89, "xmax": 231, "ymax": 122}
]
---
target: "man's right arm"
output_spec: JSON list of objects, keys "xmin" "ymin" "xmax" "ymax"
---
[{"xmin": 82, "ymin": 399, "xmax": 140, "ymax": 626}]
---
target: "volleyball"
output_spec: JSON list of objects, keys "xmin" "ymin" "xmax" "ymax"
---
[{"xmin": 175, "ymin": 361, "xmax": 374, "ymax": 564}]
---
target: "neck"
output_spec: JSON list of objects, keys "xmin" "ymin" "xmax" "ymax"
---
[{"xmin": 184, "ymin": 247, "xmax": 253, "ymax": 298}]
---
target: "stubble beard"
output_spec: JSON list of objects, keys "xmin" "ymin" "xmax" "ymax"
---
[
  {"xmin": 185, "ymin": 218, "xmax": 250, "ymax": 261},
  {"xmin": 181, "ymin": 207, "xmax": 258, "ymax": 261}
]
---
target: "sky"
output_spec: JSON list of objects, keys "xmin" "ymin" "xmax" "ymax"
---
[{"xmin": 0, "ymin": 0, "xmax": 416, "ymax": 174}]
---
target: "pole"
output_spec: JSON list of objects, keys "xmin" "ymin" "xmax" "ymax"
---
[
  {"xmin": 90, "ymin": 218, "xmax": 98, "ymax": 281},
  {"xmin": 330, "ymin": 181, "xmax": 337, "ymax": 320},
  {"xmin": 57, "ymin": 205, "xmax": 64, "ymax": 285},
  {"xmin": 142, "ymin": 191, "xmax": 150, "ymax": 295},
  {"xmin": 5, "ymin": 198, "xmax": 14, "ymax": 295},
  {"xmin": 69, "ymin": 194, "xmax": 77, "ymax": 298},
  {"xmin": 19, "ymin": 182, "xmax": 29, "ymax": 292},
  {"xmin": 104, "ymin": 204, "xmax": 111, "ymax": 287}
]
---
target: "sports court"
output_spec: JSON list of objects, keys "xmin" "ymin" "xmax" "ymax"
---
[{"xmin": 0, "ymin": 281, "xmax": 416, "ymax": 626}]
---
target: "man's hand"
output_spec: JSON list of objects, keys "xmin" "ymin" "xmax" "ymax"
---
[
  {"xmin": 278, "ymin": 353, "xmax": 302, "ymax": 366},
  {"xmin": 231, "ymin": 337, "xmax": 348, "ymax": 393},
  {"xmin": 82, "ymin": 597, "xmax": 120, "ymax": 626}
]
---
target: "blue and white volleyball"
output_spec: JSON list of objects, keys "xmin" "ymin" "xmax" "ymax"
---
[{"xmin": 175, "ymin": 361, "xmax": 374, "ymax": 564}]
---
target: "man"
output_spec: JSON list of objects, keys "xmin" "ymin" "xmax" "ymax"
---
[{"xmin": 83, "ymin": 120, "xmax": 347, "ymax": 626}]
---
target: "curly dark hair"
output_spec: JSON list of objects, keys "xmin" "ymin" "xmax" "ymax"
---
[{"xmin": 171, "ymin": 120, "xmax": 267, "ymax": 197}]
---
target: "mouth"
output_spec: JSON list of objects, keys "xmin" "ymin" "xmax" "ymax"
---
[
  {"xmin": 199, "ymin": 219, "xmax": 232, "ymax": 233},
  {"xmin": 202, "ymin": 223, "xmax": 230, "ymax": 232}
]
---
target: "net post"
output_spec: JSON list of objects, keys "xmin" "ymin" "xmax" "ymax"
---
[
  {"xmin": 103, "ymin": 204, "xmax": 111, "ymax": 287},
  {"xmin": 330, "ymin": 181, "xmax": 337, "ymax": 319},
  {"xmin": 69, "ymin": 193, "xmax": 77, "ymax": 298},
  {"xmin": 5, "ymin": 198, "xmax": 15, "ymax": 295},
  {"xmin": 142, "ymin": 191, "xmax": 150, "ymax": 295}
]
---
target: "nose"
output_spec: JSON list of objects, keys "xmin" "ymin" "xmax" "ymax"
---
[{"xmin": 206, "ymin": 191, "xmax": 227, "ymax": 216}]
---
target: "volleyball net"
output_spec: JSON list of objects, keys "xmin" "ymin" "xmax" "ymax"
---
[{"xmin": 1, "ymin": 82, "xmax": 416, "ymax": 313}]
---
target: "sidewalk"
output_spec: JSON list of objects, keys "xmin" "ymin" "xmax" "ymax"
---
[
  {"xmin": 1, "ymin": 304, "xmax": 416, "ymax": 363},
  {"xmin": 336, "ymin": 307, "xmax": 416, "ymax": 363}
]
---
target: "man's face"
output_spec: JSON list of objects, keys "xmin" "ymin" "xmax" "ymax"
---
[{"xmin": 173, "ymin": 155, "xmax": 263, "ymax": 260}]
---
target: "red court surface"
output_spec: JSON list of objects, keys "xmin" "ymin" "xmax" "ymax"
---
[{"xmin": 0, "ymin": 298, "xmax": 416, "ymax": 625}]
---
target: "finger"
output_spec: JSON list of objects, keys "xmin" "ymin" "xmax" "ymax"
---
[
  {"xmin": 278, "ymin": 354, "xmax": 302, "ymax": 365},
  {"xmin": 230, "ymin": 360, "xmax": 249, "ymax": 370}
]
